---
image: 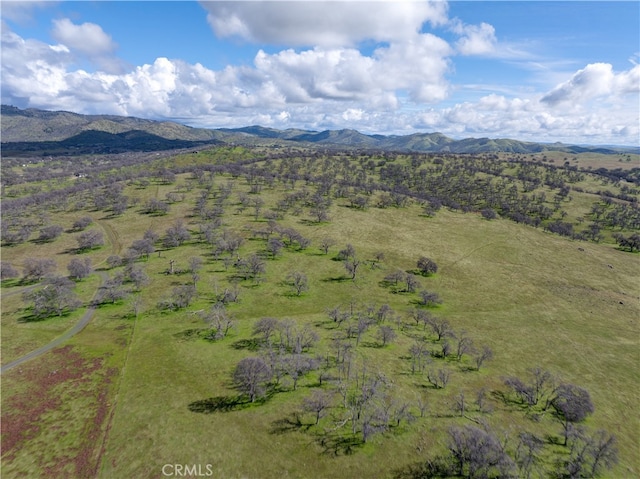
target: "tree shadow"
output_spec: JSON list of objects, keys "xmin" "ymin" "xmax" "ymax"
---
[
  {"xmin": 269, "ymin": 412, "xmax": 312, "ymax": 435},
  {"xmin": 231, "ymin": 338, "xmax": 261, "ymax": 351},
  {"xmin": 1, "ymin": 279, "xmax": 22, "ymax": 288},
  {"xmin": 18, "ymin": 308, "xmax": 74, "ymax": 323},
  {"xmin": 173, "ymin": 328, "xmax": 207, "ymax": 342},
  {"xmin": 320, "ymin": 276, "xmax": 351, "ymax": 283},
  {"xmin": 409, "ymin": 300, "xmax": 441, "ymax": 309},
  {"xmin": 392, "ymin": 456, "xmax": 452, "ymax": 478},
  {"xmin": 187, "ymin": 395, "xmax": 249, "ymax": 414},
  {"xmin": 546, "ymin": 433, "xmax": 564, "ymax": 446},
  {"xmin": 316, "ymin": 433, "xmax": 363, "ymax": 456}
]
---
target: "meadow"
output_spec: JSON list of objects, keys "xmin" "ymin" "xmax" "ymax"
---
[{"xmin": 1, "ymin": 147, "xmax": 638, "ymax": 478}]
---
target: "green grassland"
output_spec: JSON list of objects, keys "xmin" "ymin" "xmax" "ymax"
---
[{"xmin": 1, "ymin": 149, "xmax": 639, "ymax": 479}]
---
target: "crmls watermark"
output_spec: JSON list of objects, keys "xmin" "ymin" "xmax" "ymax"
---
[{"xmin": 161, "ymin": 464, "xmax": 214, "ymax": 477}]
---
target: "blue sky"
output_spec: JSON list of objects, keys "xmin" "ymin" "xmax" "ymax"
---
[{"xmin": 2, "ymin": 1, "xmax": 638, "ymax": 145}]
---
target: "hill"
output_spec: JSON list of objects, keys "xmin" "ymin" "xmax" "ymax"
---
[
  {"xmin": 1, "ymin": 141, "xmax": 638, "ymax": 478},
  {"xmin": 3, "ymin": 105, "xmax": 638, "ymax": 155}
]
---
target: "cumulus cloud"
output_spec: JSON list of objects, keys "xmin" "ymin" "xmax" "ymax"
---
[
  {"xmin": 452, "ymin": 21, "xmax": 497, "ymax": 56},
  {"xmin": 2, "ymin": 19, "xmax": 638, "ymax": 145},
  {"xmin": 0, "ymin": 1, "xmax": 52, "ymax": 23},
  {"xmin": 202, "ymin": 1, "xmax": 448, "ymax": 47},
  {"xmin": 50, "ymin": 18, "xmax": 125, "ymax": 73},
  {"xmin": 52, "ymin": 18, "xmax": 116, "ymax": 56},
  {"xmin": 541, "ymin": 63, "xmax": 640, "ymax": 107}
]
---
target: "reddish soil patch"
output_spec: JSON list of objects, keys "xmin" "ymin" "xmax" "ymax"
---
[{"xmin": 2, "ymin": 345, "xmax": 118, "ymax": 478}]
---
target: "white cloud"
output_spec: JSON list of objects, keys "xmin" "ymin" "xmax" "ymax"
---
[
  {"xmin": 202, "ymin": 1, "xmax": 448, "ymax": 47},
  {"xmin": 372, "ymin": 33, "xmax": 451, "ymax": 102},
  {"xmin": 50, "ymin": 18, "xmax": 125, "ymax": 73},
  {"xmin": 0, "ymin": 1, "xmax": 53, "ymax": 23},
  {"xmin": 453, "ymin": 21, "xmax": 497, "ymax": 56},
  {"xmin": 541, "ymin": 63, "xmax": 640, "ymax": 107},
  {"xmin": 52, "ymin": 18, "xmax": 116, "ymax": 56},
  {"xmin": 2, "ymin": 22, "xmax": 638, "ymax": 145}
]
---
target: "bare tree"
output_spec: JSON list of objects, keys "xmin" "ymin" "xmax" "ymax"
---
[
  {"xmin": 96, "ymin": 273, "xmax": 128, "ymax": 304},
  {"xmin": 417, "ymin": 256, "xmax": 438, "ymax": 276},
  {"xmin": 320, "ymin": 237, "xmax": 336, "ymax": 255},
  {"xmin": 514, "ymin": 432, "xmax": 544, "ymax": 479},
  {"xmin": 292, "ymin": 325, "xmax": 319, "ymax": 354},
  {"xmin": 125, "ymin": 264, "xmax": 149, "ymax": 291},
  {"xmin": 409, "ymin": 341, "xmax": 431, "ymax": 374},
  {"xmin": 383, "ymin": 269, "xmax": 405, "ymax": 287},
  {"xmin": 283, "ymin": 353, "xmax": 319, "ymax": 390},
  {"xmin": 303, "ymin": 390, "xmax": 333, "ymax": 425},
  {"xmin": 163, "ymin": 220, "xmax": 191, "ymax": 248},
  {"xmin": 76, "ymin": 229, "xmax": 104, "ymax": 251},
  {"xmin": 106, "ymin": 255, "xmax": 123, "ymax": 269},
  {"xmin": 188, "ymin": 256, "xmax": 204, "ymax": 274},
  {"xmin": 376, "ymin": 325, "xmax": 397, "ymax": 347},
  {"xmin": 266, "ymin": 237, "xmax": 284, "ymax": 258},
  {"xmin": 337, "ymin": 243, "xmax": 357, "ymax": 261},
  {"xmin": 427, "ymin": 367, "xmax": 451, "ymax": 389},
  {"xmin": 474, "ymin": 345, "xmax": 494, "ymax": 371},
  {"xmin": 253, "ymin": 317, "xmax": 279, "ymax": 345},
  {"xmin": 504, "ymin": 367, "xmax": 555, "ymax": 407},
  {"xmin": 376, "ymin": 304, "xmax": 393, "ymax": 323},
  {"xmin": 23, "ymin": 276, "xmax": 82, "ymax": 319},
  {"xmin": 23, "ymin": 258, "xmax": 57, "ymax": 282},
  {"xmin": 447, "ymin": 425, "xmax": 516, "ymax": 478},
  {"xmin": 233, "ymin": 357, "xmax": 272, "ymax": 402},
  {"xmin": 37, "ymin": 224, "xmax": 64, "ymax": 242},
  {"xmin": 236, "ymin": 253, "xmax": 266, "ymax": 282},
  {"xmin": 452, "ymin": 392, "xmax": 466, "ymax": 417},
  {"xmin": 343, "ymin": 258, "xmax": 360, "ymax": 280},
  {"xmin": 72, "ymin": 216, "xmax": 93, "ymax": 231},
  {"xmin": 456, "ymin": 333, "xmax": 474, "ymax": 361},
  {"xmin": 584, "ymin": 429, "xmax": 618, "ymax": 478},
  {"xmin": 419, "ymin": 290, "xmax": 442, "ymax": 307},
  {"xmin": 427, "ymin": 316, "xmax": 454, "ymax": 341},
  {"xmin": 200, "ymin": 303, "xmax": 235, "ymax": 340},
  {"xmin": 143, "ymin": 228, "xmax": 159, "ymax": 243},
  {"xmin": 440, "ymin": 340, "xmax": 453, "ymax": 358},
  {"xmin": 158, "ymin": 285, "xmax": 196, "ymax": 310},
  {"xmin": 129, "ymin": 239, "xmax": 155, "ymax": 260},
  {"xmin": 355, "ymin": 315, "xmax": 371, "ymax": 347},
  {"xmin": 551, "ymin": 383, "xmax": 595, "ymax": 446},
  {"xmin": 143, "ymin": 198, "xmax": 169, "ymax": 215},
  {"xmin": 67, "ymin": 257, "xmax": 92, "ymax": 280},
  {"xmin": 561, "ymin": 426, "xmax": 618, "ymax": 478},
  {"xmin": 404, "ymin": 273, "xmax": 421, "ymax": 293},
  {"xmin": 1, "ymin": 262, "xmax": 19, "ymax": 280},
  {"xmin": 287, "ymin": 270, "xmax": 309, "ymax": 296},
  {"xmin": 474, "ymin": 387, "xmax": 492, "ymax": 414}
]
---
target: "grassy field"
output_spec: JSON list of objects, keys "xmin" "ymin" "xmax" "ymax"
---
[
  {"xmin": 2, "ymin": 156, "xmax": 639, "ymax": 478},
  {"xmin": 499, "ymin": 150, "xmax": 640, "ymax": 171}
]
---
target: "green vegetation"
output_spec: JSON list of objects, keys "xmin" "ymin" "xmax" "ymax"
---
[{"xmin": 1, "ymin": 144, "xmax": 638, "ymax": 478}]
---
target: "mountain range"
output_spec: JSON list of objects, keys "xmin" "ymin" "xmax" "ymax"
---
[{"xmin": 2, "ymin": 105, "xmax": 637, "ymax": 155}]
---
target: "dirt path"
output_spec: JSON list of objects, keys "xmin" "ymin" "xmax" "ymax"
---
[
  {"xmin": 1, "ymin": 283, "xmax": 38, "ymax": 298},
  {"xmin": 0, "ymin": 272, "xmax": 107, "ymax": 374},
  {"xmin": 94, "ymin": 301, "xmax": 139, "ymax": 475},
  {"xmin": 96, "ymin": 219, "xmax": 123, "ymax": 256}
]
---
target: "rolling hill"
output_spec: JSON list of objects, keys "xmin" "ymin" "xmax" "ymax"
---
[{"xmin": 2, "ymin": 105, "xmax": 637, "ymax": 155}]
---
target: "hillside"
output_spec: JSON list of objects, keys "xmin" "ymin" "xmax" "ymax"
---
[
  {"xmin": 3, "ymin": 105, "xmax": 638, "ymax": 155},
  {"xmin": 1, "ymin": 142, "xmax": 639, "ymax": 478}
]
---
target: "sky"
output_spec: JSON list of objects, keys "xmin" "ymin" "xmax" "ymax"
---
[{"xmin": 1, "ymin": 1, "xmax": 639, "ymax": 145}]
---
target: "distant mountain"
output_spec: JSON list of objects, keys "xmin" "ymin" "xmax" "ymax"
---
[
  {"xmin": 2, "ymin": 105, "xmax": 638, "ymax": 155},
  {"xmin": 221, "ymin": 125, "xmax": 636, "ymax": 155}
]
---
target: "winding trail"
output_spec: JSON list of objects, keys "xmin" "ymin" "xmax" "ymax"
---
[
  {"xmin": 95, "ymin": 219, "xmax": 123, "ymax": 257},
  {"xmin": 1, "ymin": 220, "xmax": 121, "ymax": 374},
  {"xmin": 1, "ymin": 272, "xmax": 107, "ymax": 374}
]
